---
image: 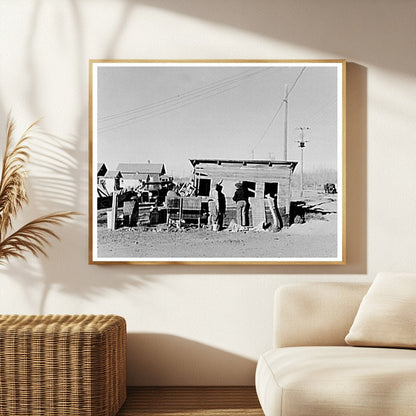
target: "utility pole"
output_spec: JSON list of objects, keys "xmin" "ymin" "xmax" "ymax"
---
[
  {"xmin": 296, "ymin": 127, "xmax": 310, "ymax": 198},
  {"xmin": 283, "ymin": 84, "xmax": 288, "ymax": 161}
]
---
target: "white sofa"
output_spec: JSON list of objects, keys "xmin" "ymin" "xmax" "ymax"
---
[{"xmin": 255, "ymin": 282, "xmax": 416, "ymax": 416}]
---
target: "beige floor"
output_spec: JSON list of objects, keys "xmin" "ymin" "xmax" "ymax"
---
[{"xmin": 117, "ymin": 386, "xmax": 263, "ymax": 416}]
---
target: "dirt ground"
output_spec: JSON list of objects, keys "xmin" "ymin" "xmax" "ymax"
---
[{"xmin": 96, "ymin": 213, "xmax": 338, "ymax": 260}]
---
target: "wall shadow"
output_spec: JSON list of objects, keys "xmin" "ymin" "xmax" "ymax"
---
[
  {"xmin": 17, "ymin": 1, "xmax": 169, "ymax": 311},
  {"xmin": 135, "ymin": 0, "xmax": 413, "ymax": 76},
  {"xmin": 0, "ymin": 1, "xmax": 160, "ymax": 312},
  {"xmin": 0, "ymin": 125, "xmax": 159, "ymax": 313},
  {"xmin": 127, "ymin": 333, "xmax": 257, "ymax": 386}
]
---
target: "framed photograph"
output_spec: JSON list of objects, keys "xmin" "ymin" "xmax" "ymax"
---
[{"xmin": 89, "ymin": 60, "xmax": 345, "ymax": 264}]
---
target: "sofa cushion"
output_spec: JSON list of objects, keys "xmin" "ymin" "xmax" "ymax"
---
[
  {"xmin": 274, "ymin": 283, "xmax": 370, "ymax": 348},
  {"xmin": 345, "ymin": 272, "xmax": 416, "ymax": 348},
  {"xmin": 256, "ymin": 346, "xmax": 416, "ymax": 416}
]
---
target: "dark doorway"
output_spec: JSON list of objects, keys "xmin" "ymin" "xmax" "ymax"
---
[
  {"xmin": 264, "ymin": 182, "xmax": 278, "ymax": 198},
  {"xmin": 242, "ymin": 181, "xmax": 256, "ymax": 198},
  {"xmin": 198, "ymin": 178, "xmax": 211, "ymax": 196}
]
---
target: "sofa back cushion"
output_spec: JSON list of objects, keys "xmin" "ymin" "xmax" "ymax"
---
[
  {"xmin": 345, "ymin": 272, "xmax": 416, "ymax": 348},
  {"xmin": 274, "ymin": 282, "xmax": 370, "ymax": 348}
]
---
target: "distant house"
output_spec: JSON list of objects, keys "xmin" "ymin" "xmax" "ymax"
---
[
  {"xmin": 121, "ymin": 173, "xmax": 150, "ymax": 190},
  {"xmin": 103, "ymin": 170, "xmax": 122, "ymax": 192},
  {"xmin": 189, "ymin": 159, "xmax": 298, "ymax": 216},
  {"xmin": 116, "ymin": 163, "xmax": 166, "ymax": 183},
  {"xmin": 97, "ymin": 162, "xmax": 108, "ymax": 183}
]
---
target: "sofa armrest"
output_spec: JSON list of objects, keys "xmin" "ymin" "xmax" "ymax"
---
[{"xmin": 274, "ymin": 282, "xmax": 370, "ymax": 348}]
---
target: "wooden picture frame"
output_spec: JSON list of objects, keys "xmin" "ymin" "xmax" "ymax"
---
[{"xmin": 89, "ymin": 60, "xmax": 346, "ymax": 264}]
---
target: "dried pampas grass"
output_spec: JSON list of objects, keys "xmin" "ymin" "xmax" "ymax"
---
[{"xmin": 0, "ymin": 116, "xmax": 78, "ymax": 264}]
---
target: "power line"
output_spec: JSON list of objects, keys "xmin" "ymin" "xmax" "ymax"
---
[
  {"xmin": 98, "ymin": 67, "xmax": 266, "ymax": 123},
  {"xmin": 250, "ymin": 67, "xmax": 306, "ymax": 156},
  {"xmin": 98, "ymin": 68, "xmax": 272, "ymax": 133},
  {"xmin": 98, "ymin": 68, "xmax": 274, "ymax": 134}
]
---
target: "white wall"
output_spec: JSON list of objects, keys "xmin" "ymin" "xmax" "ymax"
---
[{"xmin": 0, "ymin": 0, "xmax": 415, "ymax": 385}]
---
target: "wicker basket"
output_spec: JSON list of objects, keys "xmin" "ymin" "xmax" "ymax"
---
[{"xmin": 0, "ymin": 314, "xmax": 126, "ymax": 416}]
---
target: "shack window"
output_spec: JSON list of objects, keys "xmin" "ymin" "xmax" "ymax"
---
[
  {"xmin": 198, "ymin": 178, "xmax": 211, "ymax": 196},
  {"xmin": 264, "ymin": 182, "xmax": 278, "ymax": 198},
  {"xmin": 242, "ymin": 181, "xmax": 256, "ymax": 198}
]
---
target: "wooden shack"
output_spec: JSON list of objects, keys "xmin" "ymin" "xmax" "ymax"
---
[{"xmin": 189, "ymin": 159, "xmax": 298, "ymax": 216}]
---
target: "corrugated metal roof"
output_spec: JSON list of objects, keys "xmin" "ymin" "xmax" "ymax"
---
[{"xmin": 116, "ymin": 163, "xmax": 166, "ymax": 175}]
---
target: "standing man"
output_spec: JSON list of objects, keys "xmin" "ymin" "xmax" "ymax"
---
[
  {"xmin": 233, "ymin": 182, "xmax": 249, "ymax": 226},
  {"xmin": 208, "ymin": 182, "xmax": 226, "ymax": 231},
  {"xmin": 214, "ymin": 182, "xmax": 226, "ymax": 230}
]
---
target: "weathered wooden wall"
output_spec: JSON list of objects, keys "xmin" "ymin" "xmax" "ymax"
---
[{"xmin": 194, "ymin": 162, "xmax": 293, "ymax": 212}]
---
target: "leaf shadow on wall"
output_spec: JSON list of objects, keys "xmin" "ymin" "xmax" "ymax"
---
[
  {"xmin": 0, "ymin": 0, "xmax": 163, "ymax": 313},
  {"xmin": 0, "ymin": 127, "xmax": 155, "ymax": 314},
  {"xmin": 126, "ymin": 333, "xmax": 257, "ymax": 386}
]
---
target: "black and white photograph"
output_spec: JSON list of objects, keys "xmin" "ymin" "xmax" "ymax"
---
[{"xmin": 89, "ymin": 60, "xmax": 345, "ymax": 264}]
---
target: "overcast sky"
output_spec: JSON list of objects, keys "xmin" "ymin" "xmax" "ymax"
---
[{"xmin": 95, "ymin": 62, "xmax": 341, "ymax": 178}]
